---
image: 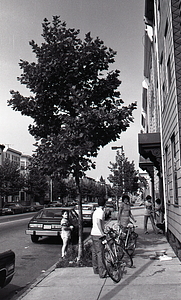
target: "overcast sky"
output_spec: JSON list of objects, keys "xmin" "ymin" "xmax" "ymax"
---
[{"xmin": 0, "ymin": 0, "xmax": 145, "ymax": 181}]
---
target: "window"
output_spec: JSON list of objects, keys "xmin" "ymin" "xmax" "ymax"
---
[
  {"xmin": 165, "ymin": 147, "xmax": 170, "ymax": 203},
  {"xmin": 164, "ymin": 19, "xmax": 168, "ymax": 38},
  {"xmin": 167, "ymin": 56, "xmax": 171, "ymax": 89},
  {"xmin": 158, "ymin": 0, "xmax": 161, "ymax": 28},
  {"xmin": 171, "ymin": 134, "xmax": 178, "ymax": 205}
]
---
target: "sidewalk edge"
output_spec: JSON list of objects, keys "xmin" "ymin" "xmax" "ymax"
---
[{"xmin": 16, "ymin": 235, "xmax": 92, "ymax": 300}]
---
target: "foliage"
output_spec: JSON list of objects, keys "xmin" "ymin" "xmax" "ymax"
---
[
  {"xmin": 7, "ymin": 16, "xmax": 137, "ymax": 259},
  {"xmin": 56, "ymin": 242, "xmax": 92, "ymax": 268},
  {"xmin": 0, "ymin": 159, "xmax": 24, "ymax": 198},
  {"xmin": 108, "ymin": 150, "xmax": 139, "ymax": 196},
  {"xmin": 25, "ymin": 166, "xmax": 48, "ymax": 203},
  {"xmin": 8, "ymin": 16, "xmax": 136, "ymax": 178}
]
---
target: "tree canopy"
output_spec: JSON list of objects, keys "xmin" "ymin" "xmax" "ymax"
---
[
  {"xmin": 0, "ymin": 159, "xmax": 24, "ymax": 199},
  {"xmin": 108, "ymin": 150, "xmax": 139, "ymax": 196},
  {"xmin": 7, "ymin": 16, "xmax": 137, "ymax": 259},
  {"xmin": 8, "ymin": 16, "xmax": 137, "ymax": 179}
]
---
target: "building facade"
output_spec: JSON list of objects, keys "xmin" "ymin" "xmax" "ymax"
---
[{"xmin": 139, "ymin": 0, "xmax": 181, "ymax": 259}]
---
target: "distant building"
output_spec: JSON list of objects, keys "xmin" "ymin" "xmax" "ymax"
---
[
  {"xmin": 20, "ymin": 154, "xmax": 31, "ymax": 175},
  {"xmin": 5, "ymin": 147, "xmax": 22, "ymax": 167},
  {"xmin": 139, "ymin": 0, "xmax": 181, "ymax": 260}
]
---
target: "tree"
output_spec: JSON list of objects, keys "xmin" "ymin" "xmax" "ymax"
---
[
  {"xmin": 8, "ymin": 16, "xmax": 137, "ymax": 260},
  {"xmin": 26, "ymin": 166, "xmax": 48, "ymax": 204},
  {"xmin": 108, "ymin": 150, "xmax": 139, "ymax": 203},
  {"xmin": 0, "ymin": 159, "xmax": 24, "ymax": 203}
]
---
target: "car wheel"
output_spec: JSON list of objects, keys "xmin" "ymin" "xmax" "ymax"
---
[{"xmin": 31, "ymin": 235, "xmax": 39, "ymax": 243}]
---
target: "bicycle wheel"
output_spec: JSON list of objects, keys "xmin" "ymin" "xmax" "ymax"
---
[
  {"xmin": 103, "ymin": 244, "xmax": 125, "ymax": 283},
  {"xmin": 126, "ymin": 232, "xmax": 138, "ymax": 256},
  {"xmin": 118, "ymin": 246, "xmax": 133, "ymax": 268}
]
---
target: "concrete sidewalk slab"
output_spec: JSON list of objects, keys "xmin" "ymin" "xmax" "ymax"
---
[
  {"xmin": 18, "ymin": 267, "xmax": 107, "ymax": 300},
  {"xmin": 17, "ymin": 206, "xmax": 181, "ymax": 300}
]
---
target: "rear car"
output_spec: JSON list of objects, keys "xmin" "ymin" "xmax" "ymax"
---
[
  {"xmin": 75, "ymin": 203, "xmax": 97, "ymax": 226},
  {"xmin": 29, "ymin": 202, "xmax": 44, "ymax": 212},
  {"xmin": 105, "ymin": 201, "xmax": 116, "ymax": 219},
  {"xmin": 0, "ymin": 250, "xmax": 15, "ymax": 288},
  {"xmin": 26, "ymin": 207, "xmax": 78, "ymax": 243}
]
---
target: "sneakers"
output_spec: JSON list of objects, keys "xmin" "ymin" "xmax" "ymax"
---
[
  {"xmin": 144, "ymin": 231, "xmax": 149, "ymax": 234},
  {"xmin": 159, "ymin": 255, "xmax": 172, "ymax": 261}
]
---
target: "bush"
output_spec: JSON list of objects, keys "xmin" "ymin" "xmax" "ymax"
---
[{"xmin": 56, "ymin": 242, "xmax": 92, "ymax": 268}]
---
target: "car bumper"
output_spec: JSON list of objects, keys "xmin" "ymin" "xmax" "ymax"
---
[{"xmin": 26, "ymin": 229, "xmax": 61, "ymax": 236}]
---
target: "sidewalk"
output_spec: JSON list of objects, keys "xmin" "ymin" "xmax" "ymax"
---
[{"xmin": 17, "ymin": 207, "xmax": 181, "ymax": 300}]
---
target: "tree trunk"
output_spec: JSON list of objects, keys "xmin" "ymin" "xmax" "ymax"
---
[{"xmin": 75, "ymin": 173, "xmax": 83, "ymax": 261}]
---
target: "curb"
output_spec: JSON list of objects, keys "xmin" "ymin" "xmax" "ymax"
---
[
  {"xmin": 14, "ymin": 262, "xmax": 57, "ymax": 300},
  {"xmin": 15, "ymin": 235, "xmax": 92, "ymax": 300}
]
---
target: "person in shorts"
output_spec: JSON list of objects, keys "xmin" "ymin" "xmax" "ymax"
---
[
  {"xmin": 60, "ymin": 211, "xmax": 73, "ymax": 258},
  {"xmin": 117, "ymin": 194, "xmax": 136, "ymax": 231}
]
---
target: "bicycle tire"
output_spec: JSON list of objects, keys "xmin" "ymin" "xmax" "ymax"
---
[
  {"xmin": 126, "ymin": 232, "xmax": 138, "ymax": 256},
  {"xmin": 119, "ymin": 247, "xmax": 133, "ymax": 268},
  {"xmin": 103, "ymin": 243, "xmax": 125, "ymax": 283}
]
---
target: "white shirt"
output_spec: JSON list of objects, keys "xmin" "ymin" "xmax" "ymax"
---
[{"xmin": 91, "ymin": 207, "xmax": 104, "ymax": 236}]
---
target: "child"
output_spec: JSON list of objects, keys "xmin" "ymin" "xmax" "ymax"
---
[
  {"xmin": 143, "ymin": 195, "xmax": 158, "ymax": 234},
  {"xmin": 117, "ymin": 194, "xmax": 136, "ymax": 231},
  {"xmin": 60, "ymin": 211, "xmax": 73, "ymax": 258}
]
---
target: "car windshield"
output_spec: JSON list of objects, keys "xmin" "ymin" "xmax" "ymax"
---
[{"xmin": 36, "ymin": 209, "xmax": 63, "ymax": 218}]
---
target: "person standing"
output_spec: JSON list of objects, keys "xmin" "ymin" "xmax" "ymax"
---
[
  {"xmin": 143, "ymin": 195, "xmax": 157, "ymax": 234},
  {"xmin": 60, "ymin": 210, "xmax": 73, "ymax": 258},
  {"xmin": 91, "ymin": 197, "xmax": 107, "ymax": 278},
  {"xmin": 117, "ymin": 194, "xmax": 136, "ymax": 230}
]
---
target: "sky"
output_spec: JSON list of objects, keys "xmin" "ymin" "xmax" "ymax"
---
[{"xmin": 0, "ymin": 0, "xmax": 145, "ymax": 182}]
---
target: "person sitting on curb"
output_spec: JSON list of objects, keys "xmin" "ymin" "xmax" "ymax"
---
[
  {"xmin": 60, "ymin": 210, "xmax": 73, "ymax": 258},
  {"xmin": 91, "ymin": 197, "xmax": 107, "ymax": 279}
]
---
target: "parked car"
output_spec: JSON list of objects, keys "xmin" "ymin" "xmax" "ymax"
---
[
  {"xmin": 2, "ymin": 203, "xmax": 25, "ymax": 215},
  {"xmin": 47, "ymin": 201, "xmax": 62, "ymax": 207},
  {"xmin": 75, "ymin": 203, "xmax": 98, "ymax": 226},
  {"xmin": 0, "ymin": 250, "xmax": 15, "ymax": 288},
  {"xmin": 30, "ymin": 202, "xmax": 44, "ymax": 212},
  {"xmin": 26, "ymin": 206, "xmax": 79, "ymax": 243}
]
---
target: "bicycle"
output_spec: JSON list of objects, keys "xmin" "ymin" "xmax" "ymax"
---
[
  {"xmin": 112, "ymin": 221, "xmax": 138, "ymax": 256},
  {"xmin": 101, "ymin": 227, "xmax": 133, "ymax": 283}
]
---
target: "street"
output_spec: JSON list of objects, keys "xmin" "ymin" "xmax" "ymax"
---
[{"xmin": 0, "ymin": 213, "xmax": 91, "ymax": 300}]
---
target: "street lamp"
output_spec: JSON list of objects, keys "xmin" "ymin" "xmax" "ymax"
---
[{"xmin": 111, "ymin": 146, "xmax": 123, "ymax": 150}]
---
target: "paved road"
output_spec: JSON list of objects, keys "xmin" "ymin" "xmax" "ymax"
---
[{"xmin": 0, "ymin": 213, "xmax": 91, "ymax": 300}]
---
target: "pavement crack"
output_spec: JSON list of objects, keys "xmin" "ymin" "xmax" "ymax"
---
[{"xmin": 147, "ymin": 268, "xmax": 166, "ymax": 277}]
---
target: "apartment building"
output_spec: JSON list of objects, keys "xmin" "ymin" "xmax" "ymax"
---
[{"xmin": 138, "ymin": 0, "xmax": 181, "ymax": 259}]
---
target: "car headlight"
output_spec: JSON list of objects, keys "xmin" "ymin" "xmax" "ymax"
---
[
  {"xmin": 51, "ymin": 224, "xmax": 61, "ymax": 229},
  {"xmin": 29, "ymin": 223, "xmax": 43, "ymax": 228}
]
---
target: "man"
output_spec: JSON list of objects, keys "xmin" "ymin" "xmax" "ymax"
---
[{"xmin": 91, "ymin": 197, "xmax": 107, "ymax": 278}]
